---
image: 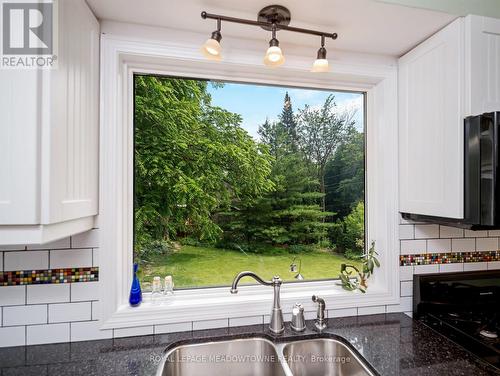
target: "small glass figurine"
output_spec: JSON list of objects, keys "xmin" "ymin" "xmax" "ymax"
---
[
  {"xmin": 129, "ymin": 263, "xmax": 142, "ymax": 306},
  {"xmin": 164, "ymin": 275, "xmax": 174, "ymax": 295},
  {"xmin": 151, "ymin": 276, "xmax": 163, "ymax": 304}
]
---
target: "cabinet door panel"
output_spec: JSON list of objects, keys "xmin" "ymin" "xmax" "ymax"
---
[
  {"xmin": 467, "ymin": 16, "xmax": 500, "ymax": 116},
  {"xmin": 41, "ymin": 0, "xmax": 99, "ymax": 224},
  {"xmin": 0, "ymin": 70, "xmax": 39, "ymax": 224},
  {"xmin": 399, "ymin": 18, "xmax": 464, "ymax": 218}
]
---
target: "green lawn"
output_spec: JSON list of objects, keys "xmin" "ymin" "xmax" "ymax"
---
[{"xmin": 138, "ymin": 245, "xmax": 362, "ymax": 290}]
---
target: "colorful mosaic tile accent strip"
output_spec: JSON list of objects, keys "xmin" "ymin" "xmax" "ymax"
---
[
  {"xmin": 0, "ymin": 267, "xmax": 98, "ymax": 286},
  {"xmin": 400, "ymin": 251, "xmax": 500, "ymax": 266}
]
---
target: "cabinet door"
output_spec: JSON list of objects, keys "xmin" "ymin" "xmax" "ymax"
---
[
  {"xmin": 399, "ymin": 18, "xmax": 464, "ymax": 218},
  {"xmin": 41, "ymin": 0, "xmax": 100, "ymax": 224},
  {"xmin": 466, "ymin": 15, "xmax": 500, "ymax": 116},
  {"xmin": 0, "ymin": 70, "xmax": 40, "ymax": 224}
]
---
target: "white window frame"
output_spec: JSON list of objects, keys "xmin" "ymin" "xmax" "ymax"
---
[{"xmin": 99, "ymin": 27, "xmax": 399, "ymax": 329}]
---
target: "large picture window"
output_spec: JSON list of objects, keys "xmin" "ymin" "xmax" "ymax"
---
[{"xmin": 134, "ymin": 74, "xmax": 365, "ymax": 291}]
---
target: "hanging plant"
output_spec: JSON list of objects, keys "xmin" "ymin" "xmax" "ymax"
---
[{"xmin": 338, "ymin": 241, "xmax": 380, "ymax": 293}]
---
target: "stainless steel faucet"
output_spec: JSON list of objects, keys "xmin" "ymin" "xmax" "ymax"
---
[
  {"xmin": 312, "ymin": 295, "xmax": 327, "ymax": 331},
  {"xmin": 230, "ymin": 271, "xmax": 284, "ymax": 334}
]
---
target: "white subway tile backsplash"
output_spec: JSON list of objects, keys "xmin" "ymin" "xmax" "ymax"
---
[
  {"xmin": 328, "ymin": 307, "xmax": 358, "ymax": 318},
  {"xmin": 439, "ymin": 263, "xmax": 464, "ymax": 273},
  {"xmin": 427, "ymin": 239, "xmax": 451, "ymax": 253},
  {"xmin": 28, "ymin": 238, "xmax": 71, "ymax": 250},
  {"xmin": 386, "ymin": 297, "xmax": 412, "ymax": 313},
  {"xmin": 27, "ymin": 323, "xmax": 69, "ymax": 345},
  {"xmin": 113, "ymin": 325, "xmax": 153, "ymax": 338},
  {"xmin": 464, "ymin": 230, "xmax": 488, "ymax": 238},
  {"xmin": 91, "ymin": 301, "xmax": 100, "ymax": 320},
  {"xmin": 357, "ymin": 305, "xmax": 385, "ymax": 315},
  {"xmin": 154, "ymin": 322, "xmax": 192, "ymax": 334},
  {"xmin": 71, "ymin": 282, "xmax": 99, "ymax": 302},
  {"xmin": 0, "ymin": 245, "xmax": 26, "ymax": 251},
  {"xmin": 414, "ymin": 264, "xmax": 439, "ymax": 274},
  {"xmin": 476, "ymin": 237, "xmax": 498, "ymax": 251},
  {"xmin": 49, "ymin": 302, "xmax": 91, "ymax": 323},
  {"xmin": 488, "ymin": 261, "xmax": 500, "ymax": 270},
  {"xmin": 399, "ymin": 266, "xmax": 413, "ymax": 281},
  {"xmin": 399, "ymin": 225, "xmax": 414, "ymax": 240},
  {"xmin": 439, "ymin": 226, "xmax": 463, "ymax": 238},
  {"xmin": 0, "ymin": 286, "xmax": 25, "ymax": 306},
  {"xmin": 71, "ymin": 321, "xmax": 112, "ymax": 342},
  {"xmin": 400, "ymin": 240, "xmax": 426, "ymax": 255},
  {"xmin": 451, "ymin": 238, "xmax": 475, "ymax": 252},
  {"xmin": 414, "ymin": 225, "xmax": 439, "ymax": 239},
  {"xmin": 3, "ymin": 304, "xmax": 47, "ymax": 326},
  {"xmin": 50, "ymin": 248, "xmax": 92, "ymax": 269},
  {"xmin": 400, "ymin": 281, "xmax": 413, "ymax": 297},
  {"xmin": 71, "ymin": 229, "xmax": 99, "ymax": 248},
  {"xmin": 229, "ymin": 316, "xmax": 263, "ymax": 327},
  {"xmin": 92, "ymin": 249, "xmax": 99, "ymax": 267},
  {"xmin": 27, "ymin": 284, "xmax": 70, "ymax": 304},
  {"xmin": 192, "ymin": 318, "xmax": 228, "ymax": 331},
  {"xmin": 488, "ymin": 230, "xmax": 500, "ymax": 237},
  {"xmin": 464, "ymin": 262, "xmax": 488, "ymax": 271},
  {"xmin": 0, "ymin": 326, "xmax": 26, "ymax": 347},
  {"xmin": 4, "ymin": 251, "xmax": 48, "ymax": 271}
]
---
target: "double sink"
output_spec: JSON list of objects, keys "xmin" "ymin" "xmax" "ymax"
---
[{"xmin": 157, "ymin": 336, "xmax": 376, "ymax": 376}]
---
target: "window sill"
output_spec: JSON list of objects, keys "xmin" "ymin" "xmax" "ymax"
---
[{"xmin": 100, "ymin": 280, "xmax": 396, "ymax": 329}]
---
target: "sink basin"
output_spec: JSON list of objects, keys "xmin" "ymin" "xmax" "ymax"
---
[
  {"xmin": 157, "ymin": 337, "xmax": 375, "ymax": 376},
  {"xmin": 281, "ymin": 338, "xmax": 374, "ymax": 376},
  {"xmin": 157, "ymin": 338, "xmax": 286, "ymax": 376}
]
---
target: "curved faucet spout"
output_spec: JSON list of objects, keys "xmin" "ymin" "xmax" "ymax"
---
[
  {"xmin": 230, "ymin": 271, "xmax": 284, "ymax": 335},
  {"xmin": 230, "ymin": 271, "xmax": 273, "ymax": 294}
]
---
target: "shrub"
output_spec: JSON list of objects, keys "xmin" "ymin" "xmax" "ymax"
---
[
  {"xmin": 136, "ymin": 239, "xmax": 176, "ymax": 263},
  {"xmin": 330, "ymin": 201, "xmax": 365, "ymax": 258}
]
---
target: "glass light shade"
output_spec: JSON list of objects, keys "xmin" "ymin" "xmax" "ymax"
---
[
  {"xmin": 201, "ymin": 38, "xmax": 222, "ymax": 61},
  {"xmin": 311, "ymin": 58, "xmax": 329, "ymax": 72},
  {"xmin": 264, "ymin": 46, "xmax": 285, "ymax": 67}
]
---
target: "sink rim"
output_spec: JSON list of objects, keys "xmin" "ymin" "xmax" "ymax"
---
[{"xmin": 156, "ymin": 333, "xmax": 379, "ymax": 376}]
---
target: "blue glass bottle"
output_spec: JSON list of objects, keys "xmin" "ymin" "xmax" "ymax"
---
[{"xmin": 129, "ymin": 263, "xmax": 142, "ymax": 306}]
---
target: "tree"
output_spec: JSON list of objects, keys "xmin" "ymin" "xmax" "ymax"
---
[
  {"xmin": 324, "ymin": 129, "xmax": 364, "ymax": 219},
  {"xmin": 330, "ymin": 201, "xmax": 365, "ymax": 258},
  {"xmin": 134, "ymin": 76, "xmax": 274, "ymax": 249},
  {"xmin": 297, "ymin": 95, "xmax": 356, "ymax": 211},
  {"xmin": 279, "ymin": 92, "xmax": 298, "ymax": 150}
]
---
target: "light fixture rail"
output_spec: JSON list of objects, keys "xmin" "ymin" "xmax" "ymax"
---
[{"xmin": 201, "ymin": 11, "xmax": 338, "ymax": 41}]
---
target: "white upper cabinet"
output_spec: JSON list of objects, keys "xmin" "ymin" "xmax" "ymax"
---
[
  {"xmin": 399, "ymin": 18, "xmax": 465, "ymax": 218},
  {"xmin": 0, "ymin": 0, "xmax": 99, "ymax": 244},
  {"xmin": 399, "ymin": 16, "xmax": 500, "ymax": 219},
  {"xmin": 465, "ymin": 16, "xmax": 500, "ymax": 116}
]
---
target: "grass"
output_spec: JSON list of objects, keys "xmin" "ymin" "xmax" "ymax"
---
[{"xmin": 138, "ymin": 245, "xmax": 362, "ymax": 290}]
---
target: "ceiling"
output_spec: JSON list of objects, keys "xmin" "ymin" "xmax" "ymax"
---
[{"xmin": 86, "ymin": 0, "xmax": 457, "ymax": 57}]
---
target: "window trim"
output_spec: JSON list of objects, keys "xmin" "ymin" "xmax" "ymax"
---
[{"xmin": 99, "ymin": 32, "xmax": 399, "ymax": 329}]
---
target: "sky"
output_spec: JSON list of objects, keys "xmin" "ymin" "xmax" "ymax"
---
[{"xmin": 207, "ymin": 82, "xmax": 364, "ymax": 140}]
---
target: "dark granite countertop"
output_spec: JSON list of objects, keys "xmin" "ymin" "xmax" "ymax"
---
[{"xmin": 0, "ymin": 313, "xmax": 498, "ymax": 375}]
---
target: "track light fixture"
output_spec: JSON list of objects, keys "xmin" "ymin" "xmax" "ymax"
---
[
  {"xmin": 264, "ymin": 23, "xmax": 285, "ymax": 67},
  {"xmin": 312, "ymin": 35, "xmax": 329, "ymax": 72},
  {"xmin": 201, "ymin": 18, "xmax": 222, "ymax": 61},
  {"xmin": 201, "ymin": 6, "xmax": 338, "ymax": 69}
]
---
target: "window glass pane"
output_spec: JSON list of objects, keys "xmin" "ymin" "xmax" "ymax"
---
[{"xmin": 134, "ymin": 75, "xmax": 365, "ymax": 291}]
